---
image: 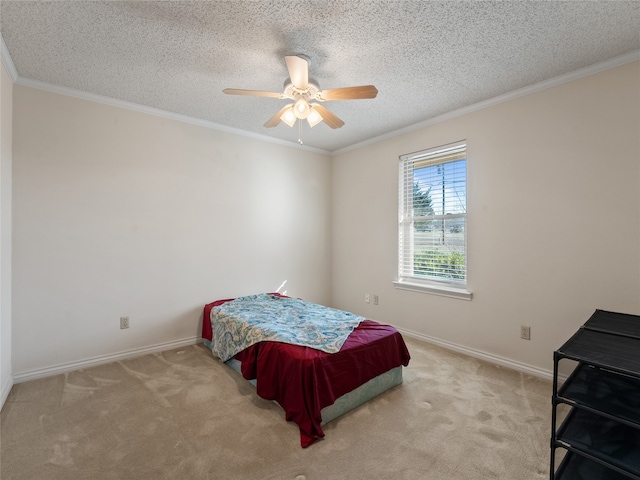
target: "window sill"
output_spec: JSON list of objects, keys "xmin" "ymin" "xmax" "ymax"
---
[{"xmin": 392, "ymin": 280, "xmax": 472, "ymax": 300}]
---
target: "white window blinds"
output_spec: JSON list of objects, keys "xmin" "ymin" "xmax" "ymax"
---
[{"xmin": 398, "ymin": 141, "xmax": 467, "ymax": 290}]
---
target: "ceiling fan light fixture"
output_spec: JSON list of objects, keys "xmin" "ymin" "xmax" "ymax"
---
[
  {"xmin": 280, "ymin": 105, "xmax": 297, "ymax": 127},
  {"xmin": 294, "ymin": 97, "xmax": 310, "ymax": 119},
  {"xmin": 307, "ymin": 106, "xmax": 323, "ymax": 127},
  {"xmin": 224, "ymin": 54, "xmax": 375, "ymax": 132}
]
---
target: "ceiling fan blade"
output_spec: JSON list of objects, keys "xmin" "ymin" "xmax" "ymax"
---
[
  {"xmin": 285, "ymin": 55, "xmax": 309, "ymax": 89},
  {"xmin": 311, "ymin": 104, "xmax": 344, "ymax": 129},
  {"xmin": 317, "ymin": 85, "xmax": 378, "ymax": 101},
  {"xmin": 264, "ymin": 105, "xmax": 294, "ymax": 128},
  {"xmin": 223, "ymin": 88, "xmax": 284, "ymax": 99}
]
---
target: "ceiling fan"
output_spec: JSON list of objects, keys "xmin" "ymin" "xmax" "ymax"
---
[{"xmin": 223, "ymin": 55, "xmax": 378, "ymax": 130}]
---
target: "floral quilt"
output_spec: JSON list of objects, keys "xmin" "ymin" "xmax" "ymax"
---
[{"xmin": 210, "ymin": 294, "xmax": 364, "ymax": 362}]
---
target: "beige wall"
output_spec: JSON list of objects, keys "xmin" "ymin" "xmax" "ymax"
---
[
  {"xmin": 331, "ymin": 61, "xmax": 640, "ymax": 375},
  {"xmin": 8, "ymin": 58, "xmax": 640, "ymax": 381},
  {"xmin": 1, "ymin": 62, "xmax": 13, "ymax": 402},
  {"xmin": 12, "ymin": 86, "xmax": 332, "ymax": 375}
]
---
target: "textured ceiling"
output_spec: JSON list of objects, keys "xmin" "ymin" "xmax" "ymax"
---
[{"xmin": 1, "ymin": 1, "xmax": 639, "ymax": 152}]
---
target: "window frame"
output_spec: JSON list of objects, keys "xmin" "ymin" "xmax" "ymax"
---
[{"xmin": 394, "ymin": 140, "xmax": 472, "ymax": 300}]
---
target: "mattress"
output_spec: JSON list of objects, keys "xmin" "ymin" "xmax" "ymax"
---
[{"xmin": 202, "ymin": 294, "xmax": 410, "ymax": 447}]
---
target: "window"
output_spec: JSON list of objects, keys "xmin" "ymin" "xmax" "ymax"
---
[{"xmin": 396, "ymin": 141, "xmax": 470, "ymax": 299}]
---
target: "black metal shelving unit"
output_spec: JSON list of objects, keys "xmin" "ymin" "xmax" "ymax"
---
[{"xmin": 551, "ymin": 310, "xmax": 640, "ymax": 480}]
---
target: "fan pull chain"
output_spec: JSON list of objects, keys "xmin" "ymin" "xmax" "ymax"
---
[{"xmin": 298, "ymin": 119, "xmax": 303, "ymax": 145}]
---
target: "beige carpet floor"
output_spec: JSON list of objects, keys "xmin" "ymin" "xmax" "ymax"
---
[{"xmin": 1, "ymin": 337, "xmax": 553, "ymax": 479}]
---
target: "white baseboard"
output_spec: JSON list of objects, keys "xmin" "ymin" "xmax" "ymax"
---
[
  {"xmin": 13, "ymin": 336, "xmax": 202, "ymax": 384},
  {"xmin": 397, "ymin": 327, "xmax": 556, "ymax": 381},
  {"xmin": 1, "ymin": 374, "xmax": 14, "ymax": 410},
  {"xmin": 9, "ymin": 329, "xmax": 558, "ymax": 387}
]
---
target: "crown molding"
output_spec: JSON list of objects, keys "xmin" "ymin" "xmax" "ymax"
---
[
  {"xmin": 333, "ymin": 49, "xmax": 640, "ymax": 155},
  {"xmin": 0, "ymin": 34, "xmax": 18, "ymax": 82},
  {"xmin": 13, "ymin": 76, "xmax": 331, "ymax": 155},
  {"xmin": 3, "ymin": 26, "xmax": 326, "ymax": 153},
  {"xmin": 5, "ymin": 37, "xmax": 638, "ymax": 156}
]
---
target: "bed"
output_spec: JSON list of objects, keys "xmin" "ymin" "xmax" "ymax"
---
[{"xmin": 202, "ymin": 293, "xmax": 411, "ymax": 447}]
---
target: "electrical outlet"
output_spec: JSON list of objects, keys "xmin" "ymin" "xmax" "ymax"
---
[
  {"xmin": 120, "ymin": 316, "xmax": 130, "ymax": 329},
  {"xmin": 364, "ymin": 293, "xmax": 370, "ymax": 304},
  {"xmin": 520, "ymin": 325, "xmax": 531, "ymax": 340},
  {"xmin": 373, "ymin": 295, "xmax": 379, "ymax": 305}
]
